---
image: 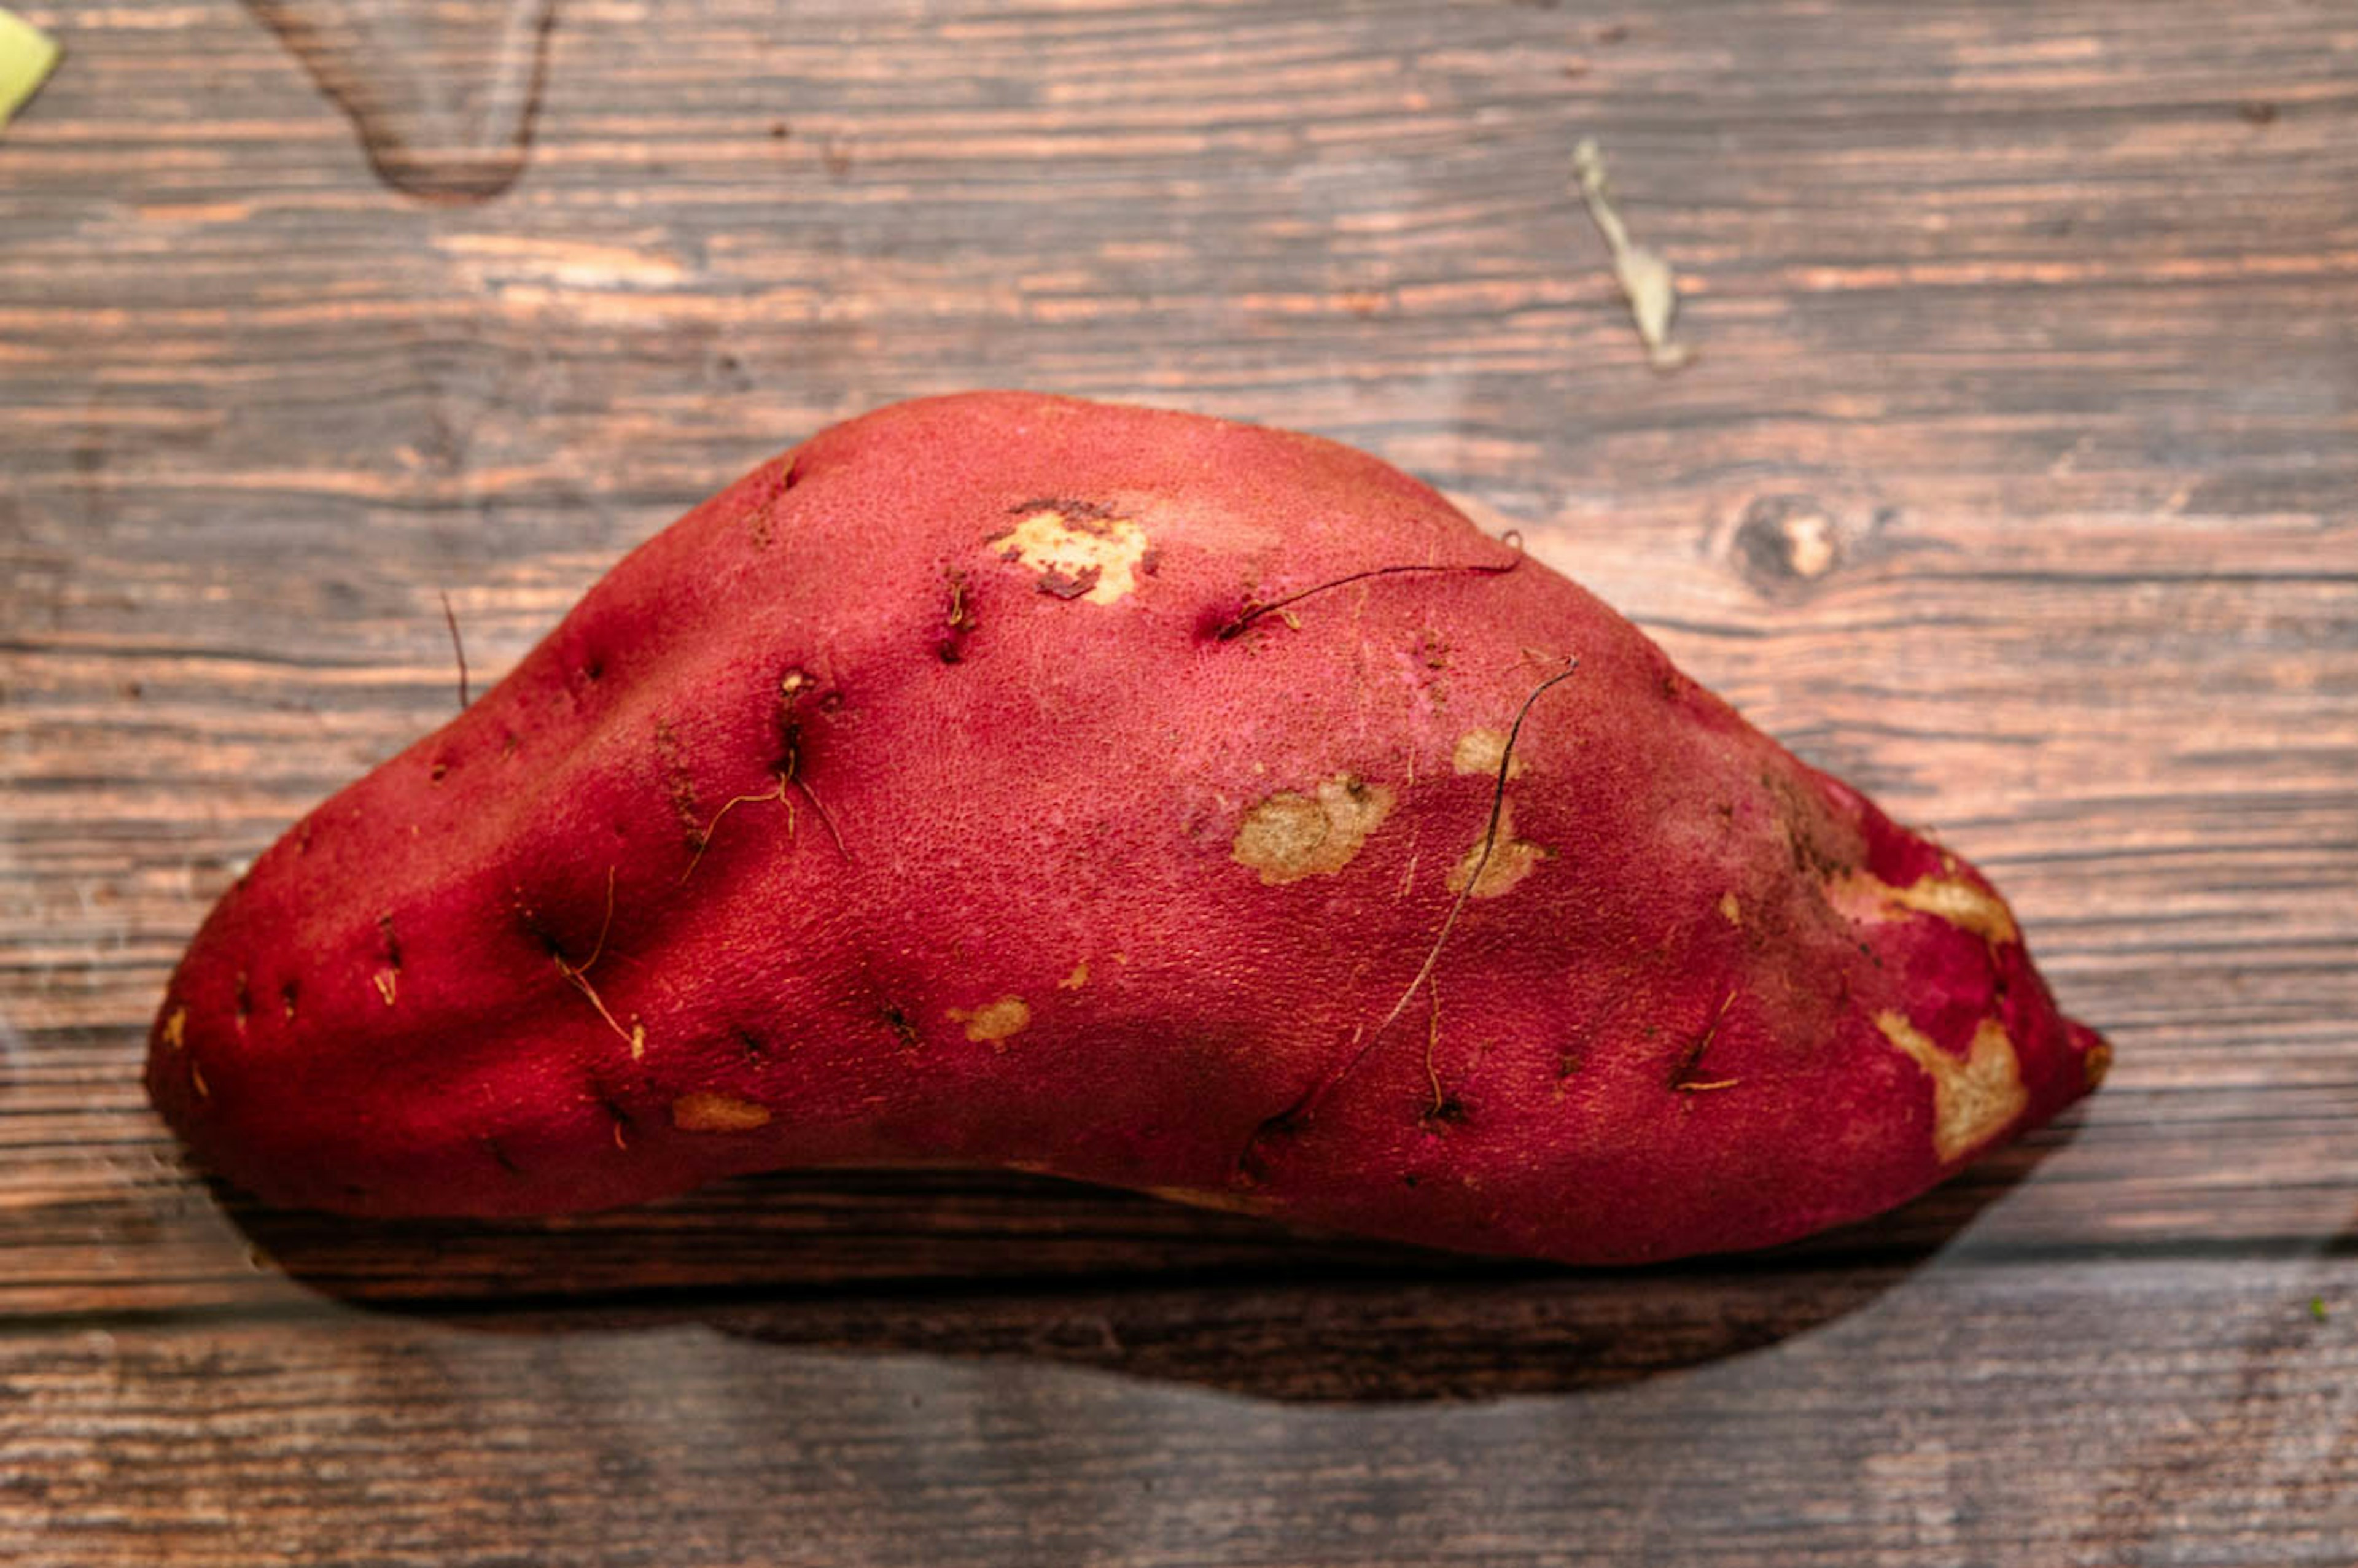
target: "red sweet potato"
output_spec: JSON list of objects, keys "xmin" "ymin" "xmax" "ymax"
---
[{"xmin": 145, "ymin": 392, "xmax": 2107, "ymax": 1263}]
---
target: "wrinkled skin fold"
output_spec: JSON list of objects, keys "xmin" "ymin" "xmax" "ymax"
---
[{"xmin": 147, "ymin": 393, "xmax": 2109, "ymax": 1265}]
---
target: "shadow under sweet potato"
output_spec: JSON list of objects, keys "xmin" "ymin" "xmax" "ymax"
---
[{"xmin": 220, "ymin": 1116, "xmax": 2076, "ymax": 1405}]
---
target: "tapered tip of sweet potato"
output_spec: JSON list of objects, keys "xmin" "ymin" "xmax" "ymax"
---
[{"xmin": 2071, "ymin": 1019, "xmax": 2113, "ymax": 1090}]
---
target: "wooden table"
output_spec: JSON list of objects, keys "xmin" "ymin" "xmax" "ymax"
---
[{"xmin": 4, "ymin": 2, "xmax": 2354, "ymax": 1562}]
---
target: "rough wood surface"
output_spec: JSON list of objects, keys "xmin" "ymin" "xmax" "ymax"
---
[{"xmin": 2, "ymin": 0, "xmax": 2354, "ymax": 1562}]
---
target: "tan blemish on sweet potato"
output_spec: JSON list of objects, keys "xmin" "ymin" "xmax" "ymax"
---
[
  {"xmin": 161, "ymin": 1006, "xmax": 187, "ymax": 1050},
  {"xmin": 2082, "ymin": 1038, "xmax": 2114, "ymax": 1090},
  {"xmin": 1451, "ymin": 728, "xmax": 1527, "ymax": 780},
  {"xmin": 1232, "ymin": 775, "xmax": 1395, "ymax": 885},
  {"xmin": 1893, "ymin": 875, "xmax": 2020, "ymax": 945},
  {"xmin": 1446, "ymin": 800, "xmax": 1544, "ymax": 899},
  {"xmin": 1875, "ymin": 1012, "xmax": 2029, "ymax": 1163},
  {"xmin": 1830, "ymin": 871, "xmax": 2020, "ymax": 946},
  {"xmin": 949, "ymin": 995, "xmax": 1031, "ymax": 1045},
  {"xmin": 1059, "ymin": 961, "xmax": 1089, "ymax": 991},
  {"xmin": 1718, "ymin": 891, "xmax": 1742, "ymax": 926},
  {"xmin": 989, "ymin": 505, "xmax": 1148, "ymax": 605},
  {"xmin": 189, "ymin": 1059, "xmax": 209, "ymax": 1099},
  {"xmin": 671, "ymin": 1092, "xmax": 772, "ymax": 1133},
  {"xmin": 372, "ymin": 969, "xmax": 398, "ymax": 1006}
]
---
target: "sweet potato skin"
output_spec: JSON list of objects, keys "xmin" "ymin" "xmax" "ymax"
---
[{"xmin": 146, "ymin": 392, "xmax": 2107, "ymax": 1264}]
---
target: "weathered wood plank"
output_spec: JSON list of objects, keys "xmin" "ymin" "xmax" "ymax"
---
[{"xmin": 4, "ymin": 1259, "xmax": 2354, "ymax": 1565}]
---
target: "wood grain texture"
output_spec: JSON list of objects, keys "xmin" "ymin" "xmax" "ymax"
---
[
  {"xmin": 2, "ymin": 0, "xmax": 2354, "ymax": 1562},
  {"xmin": 6, "ymin": 1262, "xmax": 2356, "ymax": 1565}
]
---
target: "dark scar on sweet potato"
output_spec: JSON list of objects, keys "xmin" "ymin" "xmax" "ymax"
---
[
  {"xmin": 1010, "ymin": 497, "xmax": 1118, "ymax": 527},
  {"xmin": 537, "ymin": 868, "xmax": 638, "ymax": 1053},
  {"xmin": 680, "ymin": 673, "xmax": 848, "ymax": 880},
  {"xmin": 880, "ymin": 1004, "xmax": 922, "ymax": 1049},
  {"xmin": 1671, "ymin": 990, "xmax": 1740, "ymax": 1093},
  {"xmin": 777, "ymin": 710, "xmax": 851, "ymax": 864},
  {"xmin": 598, "ymin": 1092, "xmax": 636, "ymax": 1149},
  {"xmin": 938, "ymin": 568, "xmax": 975, "ymax": 662},
  {"xmin": 1213, "ymin": 531, "xmax": 1525, "ymax": 642},
  {"xmin": 1037, "ymin": 564, "xmax": 1102, "ymax": 600}
]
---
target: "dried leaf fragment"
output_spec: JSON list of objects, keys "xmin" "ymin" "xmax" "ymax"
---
[{"xmin": 1573, "ymin": 138, "xmax": 1692, "ymax": 371}]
